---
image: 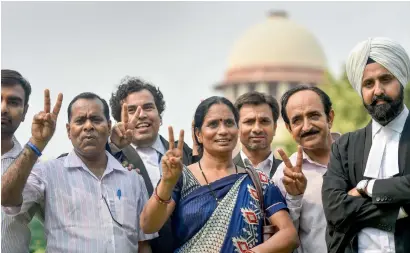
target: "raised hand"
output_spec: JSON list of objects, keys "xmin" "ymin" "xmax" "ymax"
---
[
  {"xmin": 111, "ymin": 103, "xmax": 142, "ymax": 149},
  {"xmin": 161, "ymin": 126, "xmax": 184, "ymax": 187},
  {"xmin": 277, "ymin": 146, "xmax": 307, "ymax": 196},
  {"xmin": 30, "ymin": 89, "xmax": 63, "ymax": 151}
]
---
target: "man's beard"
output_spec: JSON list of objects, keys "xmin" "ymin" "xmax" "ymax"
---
[
  {"xmin": 363, "ymin": 87, "xmax": 404, "ymax": 126},
  {"xmin": 244, "ymin": 141, "xmax": 269, "ymax": 151}
]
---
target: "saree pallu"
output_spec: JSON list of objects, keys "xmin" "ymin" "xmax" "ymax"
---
[{"xmin": 171, "ymin": 166, "xmax": 288, "ymax": 253}]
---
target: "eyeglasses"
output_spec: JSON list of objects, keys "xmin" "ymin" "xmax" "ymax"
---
[{"xmin": 102, "ymin": 195, "xmax": 123, "ymax": 227}]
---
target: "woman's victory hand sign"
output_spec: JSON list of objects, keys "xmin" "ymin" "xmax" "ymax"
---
[
  {"xmin": 31, "ymin": 89, "xmax": 63, "ymax": 150},
  {"xmin": 161, "ymin": 126, "xmax": 184, "ymax": 187},
  {"xmin": 277, "ymin": 146, "xmax": 307, "ymax": 196},
  {"xmin": 111, "ymin": 104, "xmax": 142, "ymax": 149}
]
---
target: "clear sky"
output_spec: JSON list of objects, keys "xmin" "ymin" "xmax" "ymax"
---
[{"xmin": 2, "ymin": 1, "xmax": 410, "ymax": 159}]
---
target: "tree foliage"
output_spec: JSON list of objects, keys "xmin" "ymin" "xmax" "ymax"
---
[
  {"xmin": 29, "ymin": 217, "xmax": 46, "ymax": 252},
  {"xmin": 404, "ymin": 83, "xmax": 410, "ymax": 107},
  {"xmin": 319, "ymin": 71, "xmax": 371, "ymax": 134}
]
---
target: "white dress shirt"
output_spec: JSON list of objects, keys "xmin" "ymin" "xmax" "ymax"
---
[
  {"xmin": 2, "ymin": 150, "xmax": 157, "ymax": 253},
  {"xmin": 272, "ymin": 151, "xmax": 328, "ymax": 253},
  {"xmin": 1, "ymin": 137, "xmax": 42, "ymax": 253},
  {"xmin": 359, "ymin": 106, "xmax": 409, "ymax": 253},
  {"xmin": 240, "ymin": 150, "xmax": 273, "ymax": 176},
  {"xmin": 132, "ymin": 135, "xmax": 166, "ymax": 187}
]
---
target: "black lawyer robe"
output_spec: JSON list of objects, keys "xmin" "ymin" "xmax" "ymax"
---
[{"xmin": 322, "ymin": 115, "xmax": 410, "ymax": 253}]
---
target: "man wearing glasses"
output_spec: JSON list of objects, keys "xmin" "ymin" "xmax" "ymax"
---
[{"xmin": 1, "ymin": 91, "xmax": 157, "ymax": 253}]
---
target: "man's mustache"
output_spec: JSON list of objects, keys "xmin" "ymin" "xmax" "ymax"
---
[
  {"xmin": 249, "ymin": 134, "xmax": 267, "ymax": 138},
  {"xmin": 370, "ymin": 94, "xmax": 393, "ymax": 106},
  {"xmin": 300, "ymin": 129, "xmax": 320, "ymax": 138}
]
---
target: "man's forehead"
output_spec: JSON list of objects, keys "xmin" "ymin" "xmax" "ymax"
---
[
  {"xmin": 287, "ymin": 91, "xmax": 324, "ymax": 114},
  {"xmin": 288, "ymin": 90, "xmax": 320, "ymax": 106},
  {"xmin": 125, "ymin": 90, "xmax": 155, "ymax": 105},
  {"xmin": 240, "ymin": 104, "xmax": 272, "ymax": 115},
  {"xmin": 71, "ymin": 98, "xmax": 104, "ymax": 113},
  {"xmin": 362, "ymin": 62, "xmax": 394, "ymax": 79},
  {"xmin": 1, "ymin": 84, "xmax": 25, "ymax": 98}
]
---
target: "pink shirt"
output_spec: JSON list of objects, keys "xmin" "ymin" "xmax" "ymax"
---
[{"xmin": 272, "ymin": 151, "xmax": 327, "ymax": 253}]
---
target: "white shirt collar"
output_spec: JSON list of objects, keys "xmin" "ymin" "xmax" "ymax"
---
[
  {"xmin": 300, "ymin": 150, "xmax": 328, "ymax": 168},
  {"xmin": 64, "ymin": 150, "xmax": 126, "ymax": 172},
  {"xmin": 240, "ymin": 150, "xmax": 273, "ymax": 168},
  {"xmin": 131, "ymin": 134, "xmax": 166, "ymax": 155},
  {"xmin": 372, "ymin": 106, "xmax": 409, "ymax": 138}
]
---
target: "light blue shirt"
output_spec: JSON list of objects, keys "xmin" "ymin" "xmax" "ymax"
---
[
  {"xmin": 1, "ymin": 137, "xmax": 42, "ymax": 253},
  {"xmin": 3, "ymin": 150, "xmax": 157, "ymax": 253}
]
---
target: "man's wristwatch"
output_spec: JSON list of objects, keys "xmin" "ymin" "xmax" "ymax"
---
[{"xmin": 356, "ymin": 180, "xmax": 369, "ymax": 196}]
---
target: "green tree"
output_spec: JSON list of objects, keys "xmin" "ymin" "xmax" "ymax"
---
[
  {"xmin": 404, "ymin": 83, "xmax": 410, "ymax": 107},
  {"xmin": 29, "ymin": 217, "xmax": 46, "ymax": 252},
  {"xmin": 319, "ymin": 71, "xmax": 370, "ymax": 134}
]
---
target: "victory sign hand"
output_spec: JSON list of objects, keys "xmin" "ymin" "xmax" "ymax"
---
[
  {"xmin": 277, "ymin": 146, "xmax": 307, "ymax": 196},
  {"xmin": 111, "ymin": 104, "xmax": 142, "ymax": 149},
  {"xmin": 31, "ymin": 89, "xmax": 63, "ymax": 151},
  {"xmin": 161, "ymin": 126, "xmax": 184, "ymax": 187}
]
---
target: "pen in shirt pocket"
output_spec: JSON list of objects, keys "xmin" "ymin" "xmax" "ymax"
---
[{"xmin": 117, "ymin": 189, "xmax": 122, "ymax": 200}]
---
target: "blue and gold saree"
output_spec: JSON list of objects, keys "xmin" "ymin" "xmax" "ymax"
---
[{"xmin": 171, "ymin": 166, "xmax": 288, "ymax": 253}]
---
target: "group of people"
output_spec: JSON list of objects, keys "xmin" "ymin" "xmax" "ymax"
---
[{"xmin": 1, "ymin": 37, "xmax": 409, "ymax": 253}]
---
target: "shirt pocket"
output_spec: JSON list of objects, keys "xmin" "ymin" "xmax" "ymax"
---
[{"xmin": 118, "ymin": 197, "xmax": 138, "ymax": 235}]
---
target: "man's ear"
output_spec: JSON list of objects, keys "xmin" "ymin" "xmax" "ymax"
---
[
  {"xmin": 108, "ymin": 120, "xmax": 112, "ymax": 135},
  {"xmin": 66, "ymin": 123, "xmax": 71, "ymax": 140},
  {"xmin": 285, "ymin": 123, "xmax": 292, "ymax": 134},
  {"xmin": 272, "ymin": 122, "xmax": 278, "ymax": 137},
  {"xmin": 22, "ymin": 104, "xmax": 29, "ymax": 122},
  {"xmin": 328, "ymin": 109, "xmax": 335, "ymax": 129}
]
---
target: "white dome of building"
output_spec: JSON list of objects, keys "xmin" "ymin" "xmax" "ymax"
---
[
  {"xmin": 228, "ymin": 11, "xmax": 326, "ymax": 71},
  {"xmin": 216, "ymin": 11, "xmax": 327, "ymax": 91}
]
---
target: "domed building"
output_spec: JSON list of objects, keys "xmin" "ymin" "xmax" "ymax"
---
[
  {"xmin": 215, "ymin": 11, "xmax": 327, "ymax": 102},
  {"xmin": 216, "ymin": 11, "xmax": 327, "ymax": 152}
]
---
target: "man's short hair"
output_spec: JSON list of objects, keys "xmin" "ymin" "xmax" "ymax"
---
[
  {"xmin": 281, "ymin": 85, "xmax": 332, "ymax": 125},
  {"xmin": 67, "ymin": 92, "xmax": 110, "ymax": 122},
  {"xmin": 234, "ymin": 91, "xmax": 280, "ymax": 123},
  {"xmin": 1, "ymin": 69, "xmax": 32, "ymax": 106},
  {"xmin": 109, "ymin": 76, "xmax": 166, "ymax": 123}
]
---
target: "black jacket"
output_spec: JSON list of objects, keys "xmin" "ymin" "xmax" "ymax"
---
[{"xmin": 322, "ymin": 116, "xmax": 410, "ymax": 253}]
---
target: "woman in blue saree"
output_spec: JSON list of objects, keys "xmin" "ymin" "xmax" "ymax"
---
[{"xmin": 141, "ymin": 96, "xmax": 299, "ymax": 253}]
